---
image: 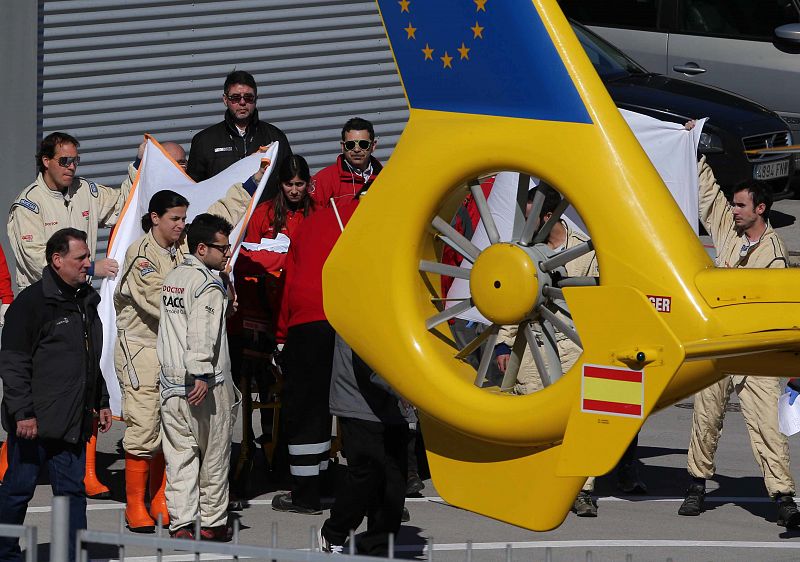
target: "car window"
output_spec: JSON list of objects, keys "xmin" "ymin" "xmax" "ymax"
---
[
  {"xmin": 679, "ymin": 0, "xmax": 800, "ymax": 40},
  {"xmin": 559, "ymin": 0, "xmax": 661, "ymax": 30},
  {"xmin": 571, "ymin": 24, "xmax": 648, "ymax": 80}
]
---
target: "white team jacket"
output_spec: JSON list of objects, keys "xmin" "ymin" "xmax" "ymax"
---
[{"xmin": 157, "ymin": 254, "xmax": 231, "ymax": 400}]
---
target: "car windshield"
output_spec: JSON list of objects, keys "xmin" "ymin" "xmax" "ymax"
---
[{"xmin": 571, "ymin": 23, "xmax": 649, "ymax": 81}]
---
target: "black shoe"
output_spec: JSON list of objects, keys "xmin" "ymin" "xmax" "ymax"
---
[
  {"xmin": 572, "ymin": 491, "xmax": 597, "ymax": 517},
  {"xmin": 401, "ymin": 506, "xmax": 410, "ymax": 522},
  {"xmin": 406, "ymin": 472, "xmax": 425, "ymax": 496},
  {"xmin": 271, "ymin": 492, "xmax": 322, "ymax": 515},
  {"xmin": 678, "ymin": 482, "xmax": 705, "ymax": 516},
  {"xmin": 776, "ymin": 495, "xmax": 800, "ymax": 528}
]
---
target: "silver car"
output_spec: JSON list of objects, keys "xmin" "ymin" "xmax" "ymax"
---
[{"xmin": 559, "ymin": 0, "xmax": 800, "ymax": 166}]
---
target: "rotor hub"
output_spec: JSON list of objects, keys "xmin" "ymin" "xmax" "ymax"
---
[{"xmin": 470, "ymin": 243, "xmax": 541, "ymax": 325}]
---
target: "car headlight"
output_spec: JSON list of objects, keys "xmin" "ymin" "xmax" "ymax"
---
[{"xmin": 698, "ymin": 131, "xmax": 724, "ymax": 154}]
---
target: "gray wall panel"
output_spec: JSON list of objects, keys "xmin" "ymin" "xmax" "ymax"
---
[{"xmin": 40, "ymin": 0, "xmax": 409, "ymax": 187}]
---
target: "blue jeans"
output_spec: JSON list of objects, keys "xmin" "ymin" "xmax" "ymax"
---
[{"xmin": 0, "ymin": 432, "xmax": 86, "ymax": 562}]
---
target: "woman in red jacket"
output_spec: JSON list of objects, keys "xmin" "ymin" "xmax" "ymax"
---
[{"xmin": 228, "ymin": 155, "xmax": 315, "ymax": 471}]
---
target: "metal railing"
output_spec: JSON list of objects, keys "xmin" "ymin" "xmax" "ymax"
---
[{"xmin": 0, "ymin": 522, "xmax": 37, "ymax": 562}]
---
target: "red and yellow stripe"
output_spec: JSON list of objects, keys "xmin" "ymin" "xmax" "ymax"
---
[{"xmin": 582, "ymin": 365, "xmax": 643, "ymax": 417}]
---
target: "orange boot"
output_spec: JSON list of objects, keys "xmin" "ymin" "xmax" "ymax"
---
[
  {"xmin": 125, "ymin": 453, "xmax": 155, "ymax": 533},
  {"xmin": 84, "ymin": 418, "xmax": 111, "ymax": 499},
  {"xmin": 0, "ymin": 441, "xmax": 8, "ymax": 482},
  {"xmin": 148, "ymin": 452, "xmax": 169, "ymax": 527}
]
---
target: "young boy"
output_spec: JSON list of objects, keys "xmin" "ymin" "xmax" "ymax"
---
[{"xmin": 157, "ymin": 213, "xmax": 240, "ymax": 540}]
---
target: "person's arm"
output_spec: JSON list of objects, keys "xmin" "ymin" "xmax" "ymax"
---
[
  {"xmin": 7, "ymin": 201, "xmax": 46, "ymax": 289},
  {"xmin": 184, "ymin": 283, "xmax": 226, "ymax": 380},
  {"xmin": 95, "ymin": 163, "xmax": 137, "ymax": 228},
  {"xmin": 697, "ymin": 155, "xmax": 734, "ymax": 248},
  {"xmin": 206, "ymin": 160, "xmax": 269, "ymax": 225},
  {"xmin": 494, "ymin": 324, "xmax": 516, "ymax": 373},
  {"xmin": 0, "ymin": 299, "xmax": 37, "ymax": 436},
  {"xmin": 123, "ymin": 249, "xmax": 167, "ymax": 322}
]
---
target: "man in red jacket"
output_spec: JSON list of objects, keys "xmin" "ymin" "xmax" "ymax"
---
[{"xmin": 310, "ymin": 118, "xmax": 382, "ymax": 209}]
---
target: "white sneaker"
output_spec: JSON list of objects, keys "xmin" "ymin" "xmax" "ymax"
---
[{"xmin": 317, "ymin": 527, "xmax": 344, "ymax": 554}]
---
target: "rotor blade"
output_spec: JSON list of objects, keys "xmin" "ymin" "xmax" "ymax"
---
[
  {"xmin": 550, "ymin": 298, "xmax": 573, "ymax": 320},
  {"xmin": 456, "ymin": 323, "xmax": 498, "ymax": 360},
  {"xmin": 542, "ymin": 286, "xmax": 564, "ymax": 301},
  {"xmin": 518, "ymin": 188, "xmax": 545, "ymax": 246},
  {"xmin": 557, "ymin": 276, "xmax": 599, "ymax": 287},
  {"xmin": 540, "ymin": 240, "xmax": 594, "ymax": 273},
  {"xmin": 474, "ymin": 329, "xmax": 499, "ymax": 387},
  {"xmin": 419, "ymin": 260, "xmax": 471, "ymax": 280},
  {"xmin": 538, "ymin": 320, "xmax": 565, "ymax": 386},
  {"xmin": 426, "ymin": 298, "xmax": 473, "ymax": 330},
  {"xmin": 538, "ymin": 304, "xmax": 582, "ymax": 348},
  {"xmin": 511, "ymin": 174, "xmax": 531, "ymax": 243},
  {"xmin": 500, "ymin": 324, "xmax": 528, "ymax": 392},
  {"xmin": 432, "ymin": 215, "xmax": 481, "ymax": 263},
  {"xmin": 470, "ymin": 182, "xmax": 501, "ymax": 245},
  {"xmin": 523, "ymin": 323, "xmax": 553, "ymax": 387},
  {"xmin": 532, "ymin": 198, "xmax": 570, "ymax": 244}
]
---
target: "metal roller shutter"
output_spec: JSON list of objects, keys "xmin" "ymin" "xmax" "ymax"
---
[
  {"xmin": 40, "ymin": 0, "xmax": 409, "ymax": 258},
  {"xmin": 40, "ymin": 0, "xmax": 408, "ymax": 184}
]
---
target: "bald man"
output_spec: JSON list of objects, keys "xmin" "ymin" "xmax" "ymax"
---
[{"xmin": 160, "ymin": 142, "xmax": 188, "ymax": 172}]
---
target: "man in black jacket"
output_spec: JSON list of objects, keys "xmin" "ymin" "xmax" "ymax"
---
[
  {"xmin": 187, "ymin": 70, "xmax": 292, "ymax": 198},
  {"xmin": 0, "ymin": 228, "xmax": 112, "ymax": 562}
]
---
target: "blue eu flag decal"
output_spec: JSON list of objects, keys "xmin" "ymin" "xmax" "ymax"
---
[{"xmin": 378, "ymin": 0, "xmax": 591, "ymax": 123}]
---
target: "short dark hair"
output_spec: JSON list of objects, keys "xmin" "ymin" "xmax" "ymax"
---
[
  {"xmin": 733, "ymin": 182, "xmax": 772, "ymax": 217},
  {"xmin": 141, "ymin": 190, "xmax": 190, "ymax": 232},
  {"xmin": 536, "ymin": 183, "xmax": 563, "ymax": 223},
  {"xmin": 46, "ymin": 228, "xmax": 87, "ymax": 265},
  {"xmin": 37, "ymin": 132, "xmax": 79, "ymax": 174},
  {"xmin": 224, "ymin": 70, "xmax": 257, "ymax": 96},
  {"xmin": 341, "ymin": 117, "xmax": 374, "ymax": 141},
  {"xmin": 187, "ymin": 213, "xmax": 233, "ymax": 254}
]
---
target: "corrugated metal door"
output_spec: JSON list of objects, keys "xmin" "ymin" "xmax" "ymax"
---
[{"xmin": 40, "ymin": 0, "xmax": 408, "ymax": 186}]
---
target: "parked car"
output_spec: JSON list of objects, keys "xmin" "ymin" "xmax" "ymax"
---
[
  {"xmin": 572, "ymin": 20, "xmax": 795, "ymax": 197},
  {"xmin": 559, "ymin": 0, "xmax": 800, "ymax": 170}
]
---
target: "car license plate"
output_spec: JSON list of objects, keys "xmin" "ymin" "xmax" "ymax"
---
[{"xmin": 754, "ymin": 159, "xmax": 790, "ymax": 180}]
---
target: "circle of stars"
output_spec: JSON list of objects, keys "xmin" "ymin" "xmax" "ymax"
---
[{"xmin": 399, "ymin": 0, "xmax": 487, "ymax": 69}]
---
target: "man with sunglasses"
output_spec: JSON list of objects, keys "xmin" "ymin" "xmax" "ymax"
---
[
  {"xmin": 311, "ymin": 117, "xmax": 382, "ymax": 208},
  {"xmin": 8, "ymin": 132, "xmax": 137, "ymax": 292},
  {"xmin": 157, "ymin": 213, "xmax": 241, "ymax": 540},
  {"xmin": 187, "ymin": 70, "xmax": 291, "ymax": 197}
]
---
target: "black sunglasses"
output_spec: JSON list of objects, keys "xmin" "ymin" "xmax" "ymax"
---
[
  {"xmin": 226, "ymin": 93, "xmax": 256, "ymax": 104},
  {"xmin": 342, "ymin": 140, "xmax": 372, "ymax": 151},
  {"xmin": 55, "ymin": 156, "xmax": 80, "ymax": 167},
  {"xmin": 206, "ymin": 242, "xmax": 231, "ymax": 254}
]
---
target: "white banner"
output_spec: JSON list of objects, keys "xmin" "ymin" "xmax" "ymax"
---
[{"xmin": 99, "ymin": 137, "xmax": 278, "ymax": 415}]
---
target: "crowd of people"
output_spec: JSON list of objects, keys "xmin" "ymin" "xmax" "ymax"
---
[{"xmin": 0, "ymin": 69, "xmax": 797, "ymax": 561}]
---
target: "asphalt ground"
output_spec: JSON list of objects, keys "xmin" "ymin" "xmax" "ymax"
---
[{"xmin": 3, "ymin": 198, "xmax": 800, "ymax": 561}]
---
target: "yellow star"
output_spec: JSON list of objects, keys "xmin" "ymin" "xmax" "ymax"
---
[
  {"xmin": 399, "ymin": 0, "xmax": 410, "ymax": 13},
  {"xmin": 422, "ymin": 43, "xmax": 434, "ymax": 60},
  {"xmin": 457, "ymin": 42, "xmax": 470, "ymax": 60},
  {"xmin": 441, "ymin": 51, "xmax": 453, "ymax": 68},
  {"xmin": 474, "ymin": 0, "xmax": 488, "ymax": 11},
  {"xmin": 404, "ymin": 23, "xmax": 417, "ymax": 39},
  {"xmin": 471, "ymin": 22, "xmax": 485, "ymax": 39}
]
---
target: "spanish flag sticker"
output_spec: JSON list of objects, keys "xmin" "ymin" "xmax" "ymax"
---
[{"xmin": 582, "ymin": 365, "xmax": 644, "ymax": 418}]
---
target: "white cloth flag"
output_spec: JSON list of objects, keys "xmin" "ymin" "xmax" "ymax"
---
[
  {"xmin": 99, "ymin": 138, "xmax": 279, "ymax": 415},
  {"xmin": 448, "ymin": 111, "xmax": 706, "ymax": 325}
]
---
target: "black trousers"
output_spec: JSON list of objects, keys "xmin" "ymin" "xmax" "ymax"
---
[
  {"xmin": 283, "ymin": 320, "xmax": 335, "ymax": 509},
  {"xmin": 322, "ymin": 417, "xmax": 408, "ymax": 556}
]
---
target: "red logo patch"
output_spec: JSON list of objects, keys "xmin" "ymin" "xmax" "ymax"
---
[
  {"xmin": 21, "ymin": 234, "xmax": 33, "ymax": 242},
  {"xmin": 82, "ymin": 210, "xmax": 90, "ymax": 218}
]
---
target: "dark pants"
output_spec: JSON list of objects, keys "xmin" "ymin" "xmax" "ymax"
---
[
  {"xmin": 0, "ymin": 433, "xmax": 87, "ymax": 562},
  {"xmin": 283, "ymin": 321, "xmax": 335, "ymax": 509},
  {"xmin": 322, "ymin": 417, "xmax": 408, "ymax": 556}
]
